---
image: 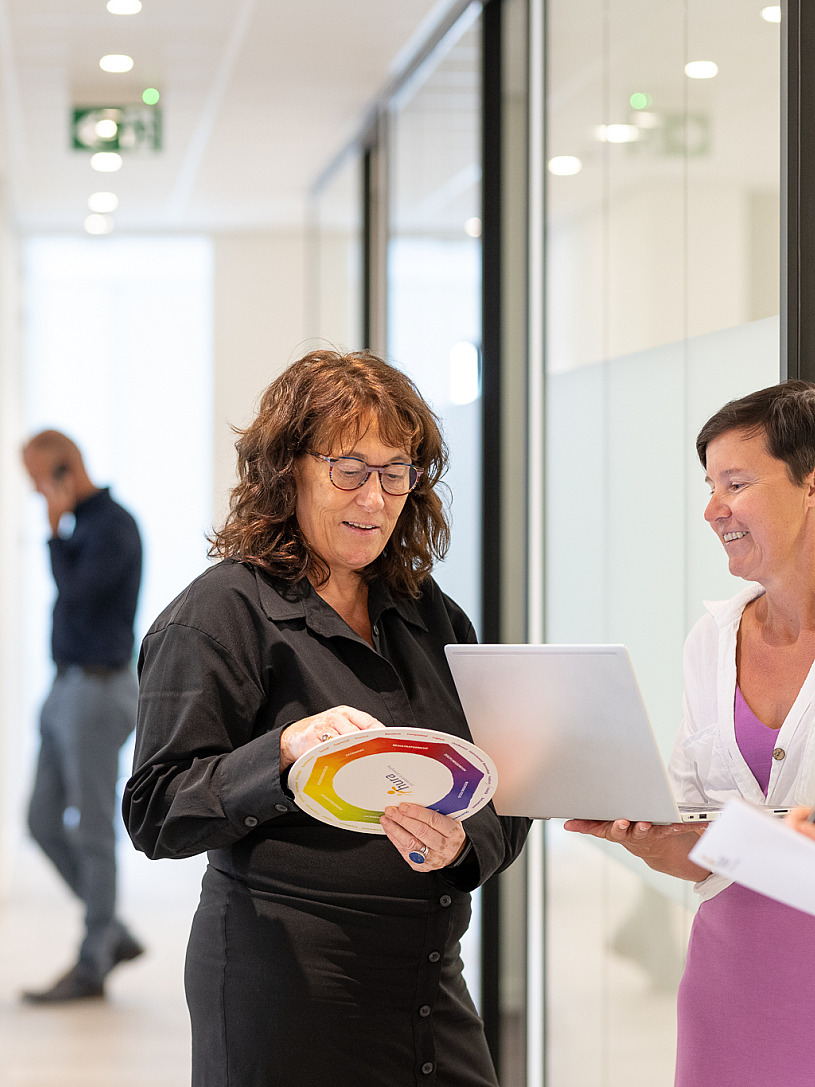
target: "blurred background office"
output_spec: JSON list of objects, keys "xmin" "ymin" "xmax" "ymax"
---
[{"xmin": 0, "ymin": 1, "xmax": 807, "ymax": 1085}]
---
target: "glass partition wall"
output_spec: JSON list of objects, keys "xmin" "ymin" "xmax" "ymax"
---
[
  {"xmin": 385, "ymin": 0, "xmax": 489, "ymax": 1057},
  {"xmin": 543, "ymin": 2, "xmax": 780, "ymax": 1084},
  {"xmin": 308, "ymin": 1, "xmax": 787, "ymax": 1083},
  {"xmin": 310, "ymin": 5, "xmax": 531, "ymax": 1082},
  {"xmin": 308, "ymin": 150, "xmax": 365, "ymax": 351},
  {"xmin": 386, "ymin": 8, "xmax": 532, "ymax": 1080},
  {"xmin": 387, "ymin": 6, "xmax": 484, "ymax": 630}
]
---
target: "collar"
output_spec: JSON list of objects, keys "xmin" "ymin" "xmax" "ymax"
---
[
  {"xmin": 703, "ymin": 582, "xmax": 765, "ymax": 628},
  {"xmin": 368, "ymin": 579, "xmax": 429, "ymax": 632},
  {"xmin": 73, "ymin": 487, "xmax": 110, "ymax": 518},
  {"xmin": 250, "ymin": 565, "xmax": 428, "ymax": 636}
]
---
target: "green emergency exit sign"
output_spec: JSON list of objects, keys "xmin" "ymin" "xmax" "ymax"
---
[{"xmin": 71, "ymin": 106, "xmax": 162, "ymax": 152}]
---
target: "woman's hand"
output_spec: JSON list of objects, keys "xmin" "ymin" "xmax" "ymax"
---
[
  {"xmin": 785, "ymin": 806, "xmax": 815, "ymax": 842},
  {"xmin": 279, "ymin": 706, "xmax": 386, "ymax": 771},
  {"xmin": 380, "ymin": 803, "xmax": 467, "ymax": 872},
  {"xmin": 563, "ymin": 818, "xmax": 710, "ymax": 881}
]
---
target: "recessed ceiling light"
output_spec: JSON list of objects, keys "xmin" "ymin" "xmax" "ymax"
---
[
  {"xmin": 94, "ymin": 119, "xmax": 119, "ymax": 140},
  {"xmin": 90, "ymin": 152, "xmax": 123, "ymax": 172},
  {"xmin": 88, "ymin": 192, "xmax": 119, "ymax": 213},
  {"xmin": 547, "ymin": 155, "xmax": 582, "ymax": 176},
  {"xmin": 595, "ymin": 123, "xmax": 640, "ymax": 143},
  {"xmin": 449, "ymin": 341, "xmax": 480, "ymax": 405},
  {"xmin": 107, "ymin": 0, "xmax": 142, "ymax": 12},
  {"xmin": 761, "ymin": 6, "xmax": 781, "ymax": 23},
  {"xmin": 684, "ymin": 60, "xmax": 719, "ymax": 79},
  {"xmin": 100, "ymin": 54, "xmax": 134, "ymax": 73},
  {"xmin": 464, "ymin": 217, "xmax": 482, "ymax": 238},
  {"xmin": 85, "ymin": 214, "xmax": 115, "ymax": 236}
]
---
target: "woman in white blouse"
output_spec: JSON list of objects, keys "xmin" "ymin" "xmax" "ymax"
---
[{"xmin": 566, "ymin": 380, "xmax": 815, "ymax": 1087}]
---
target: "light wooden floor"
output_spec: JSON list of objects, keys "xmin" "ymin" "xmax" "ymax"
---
[
  {"xmin": 0, "ymin": 828, "xmax": 685, "ymax": 1087},
  {"xmin": 0, "ymin": 837, "xmax": 206, "ymax": 1087}
]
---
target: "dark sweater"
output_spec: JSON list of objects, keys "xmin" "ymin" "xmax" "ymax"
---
[{"xmin": 49, "ymin": 487, "xmax": 142, "ymax": 667}]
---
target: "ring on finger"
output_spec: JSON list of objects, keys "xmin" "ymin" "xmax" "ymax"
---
[
  {"xmin": 408, "ymin": 843, "xmax": 429, "ymax": 864},
  {"xmin": 319, "ymin": 732, "xmax": 333, "ymax": 742}
]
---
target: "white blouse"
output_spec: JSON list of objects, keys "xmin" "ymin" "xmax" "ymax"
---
[{"xmin": 668, "ymin": 583, "xmax": 815, "ymax": 902}]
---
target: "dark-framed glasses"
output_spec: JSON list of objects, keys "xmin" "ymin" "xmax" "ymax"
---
[{"xmin": 311, "ymin": 453, "xmax": 423, "ymax": 496}]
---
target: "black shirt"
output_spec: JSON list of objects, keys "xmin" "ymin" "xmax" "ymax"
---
[
  {"xmin": 124, "ymin": 558, "xmax": 529, "ymax": 894},
  {"xmin": 124, "ymin": 559, "xmax": 529, "ymax": 1087},
  {"xmin": 49, "ymin": 487, "xmax": 142, "ymax": 668}
]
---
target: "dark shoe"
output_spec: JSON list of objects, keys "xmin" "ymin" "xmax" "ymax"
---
[
  {"xmin": 22, "ymin": 966, "xmax": 105, "ymax": 1005},
  {"xmin": 111, "ymin": 933, "xmax": 145, "ymax": 969}
]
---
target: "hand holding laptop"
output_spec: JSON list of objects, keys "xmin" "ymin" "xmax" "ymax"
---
[{"xmin": 563, "ymin": 817, "xmax": 710, "ymax": 881}]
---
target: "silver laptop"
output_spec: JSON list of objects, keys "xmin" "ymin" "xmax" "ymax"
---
[{"xmin": 445, "ymin": 643, "xmax": 732, "ymax": 824}]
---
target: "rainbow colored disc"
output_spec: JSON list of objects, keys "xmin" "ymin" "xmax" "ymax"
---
[{"xmin": 289, "ymin": 726, "xmax": 498, "ymax": 833}]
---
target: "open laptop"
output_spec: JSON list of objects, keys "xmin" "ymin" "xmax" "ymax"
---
[{"xmin": 445, "ymin": 644, "xmax": 790, "ymax": 824}]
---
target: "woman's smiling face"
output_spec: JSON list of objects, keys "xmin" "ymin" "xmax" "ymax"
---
[
  {"xmin": 294, "ymin": 422, "xmax": 411, "ymax": 582},
  {"xmin": 703, "ymin": 427, "xmax": 815, "ymax": 585}
]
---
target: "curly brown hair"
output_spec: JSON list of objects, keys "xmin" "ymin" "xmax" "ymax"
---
[{"xmin": 209, "ymin": 349, "xmax": 450, "ymax": 596}]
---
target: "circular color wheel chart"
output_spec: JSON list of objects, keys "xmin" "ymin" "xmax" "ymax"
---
[{"xmin": 289, "ymin": 726, "xmax": 498, "ymax": 833}]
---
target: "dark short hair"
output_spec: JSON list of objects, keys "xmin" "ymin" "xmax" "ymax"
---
[
  {"xmin": 696, "ymin": 379, "xmax": 815, "ymax": 484},
  {"xmin": 209, "ymin": 349, "xmax": 450, "ymax": 596}
]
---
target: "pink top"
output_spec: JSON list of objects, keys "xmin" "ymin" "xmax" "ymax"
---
[
  {"xmin": 674, "ymin": 686, "xmax": 815, "ymax": 1087},
  {"xmin": 733, "ymin": 686, "xmax": 779, "ymax": 795}
]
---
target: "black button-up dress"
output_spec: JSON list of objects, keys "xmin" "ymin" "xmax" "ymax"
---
[{"xmin": 123, "ymin": 559, "xmax": 529, "ymax": 1086}]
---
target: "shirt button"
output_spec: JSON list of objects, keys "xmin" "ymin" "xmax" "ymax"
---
[
  {"xmin": 772, "ymin": 747, "xmax": 786, "ymax": 761},
  {"xmin": 421, "ymin": 1063, "xmax": 434, "ymax": 1075},
  {"xmin": 428, "ymin": 951, "xmax": 441, "ymax": 963},
  {"xmin": 274, "ymin": 803, "xmax": 289, "ymax": 812},
  {"xmin": 419, "ymin": 1004, "xmax": 432, "ymax": 1017},
  {"xmin": 244, "ymin": 816, "xmax": 259, "ymax": 828},
  {"xmin": 439, "ymin": 894, "xmax": 452, "ymax": 907}
]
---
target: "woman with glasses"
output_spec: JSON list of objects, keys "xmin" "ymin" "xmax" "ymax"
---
[{"xmin": 123, "ymin": 349, "xmax": 529, "ymax": 1087}]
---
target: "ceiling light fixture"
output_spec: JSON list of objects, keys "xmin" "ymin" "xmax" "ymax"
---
[
  {"xmin": 464, "ymin": 217, "xmax": 482, "ymax": 238},
  {"xmin": 684, "ymin": 60, "xmax": 719, "ymax": 79},
  {"xmin": 107, "ymin": 0, "xmax": 142, "ymax": 12},
  {"xmin": 595, "ymin": 123, "xmax": 640, "ymax": 143},
  {"xmin": 761, "ymin": 6, "xmax": 781, "ymax": 22},
  {"xmin": 84, "ymin": 213, "xmax": 115, "ymax": 236},
  {"xmin": 547, "ymin": 156, "xmax": 582, "ymax": 176},
  {"xmin": 449, "ymin": 341, "xmax": 480, "ymax": 406},
  {"xmin": 94, "ymin": 119, "xmax": 119, "ymax": 140},
  {"xmin": 88, "ymin": 192, "xmax": 119, "ymax": 213},
  {"xmin": 99, "ymin": 54, "xmax": 134, "ymax": 73},
  {"xmin": 90, "ymin": 152, "xmax": 123, "ymax": 172}
]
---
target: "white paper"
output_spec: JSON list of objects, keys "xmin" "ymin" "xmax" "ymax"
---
[{"xmin": 689, "ymin": 798, "xmax": 815, "ymax": 916}]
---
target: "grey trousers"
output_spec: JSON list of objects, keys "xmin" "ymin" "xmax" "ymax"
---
[{"xmin": 28, "ymin": 665, "xmax": 138, "ymax": 982}]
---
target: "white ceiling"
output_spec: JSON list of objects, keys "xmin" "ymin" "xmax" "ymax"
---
[{"xmin": 0, "ymin": 0, "xmax": 451, "ymax": 235}]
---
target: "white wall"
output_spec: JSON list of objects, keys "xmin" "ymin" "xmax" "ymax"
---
[
  {"xmin": 212, "ymin": 232, "xmax": 308, "ymax": 527},
  {"xmin": 0, "ymin": 188, "xmax": 22, "ymax": 898},
  {"xmin": 1, "ymin": 228, "xmax": 309, "ymax": 891}
]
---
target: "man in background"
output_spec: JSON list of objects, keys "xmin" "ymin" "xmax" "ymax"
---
[{"xmin": 21, "ymin": 430, "xmax": 144, "ymax": 1003}]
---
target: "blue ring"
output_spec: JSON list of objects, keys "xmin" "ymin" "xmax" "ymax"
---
[{"xmin": 408, "ymin": 850, "xmax": 426, "ymax": 864}]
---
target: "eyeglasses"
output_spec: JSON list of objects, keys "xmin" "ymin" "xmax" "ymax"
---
[{"xmin": 311, "ymin": 453, "xmax": 424, "ymax": 496}]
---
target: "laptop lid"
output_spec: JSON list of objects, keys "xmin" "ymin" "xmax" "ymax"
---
[{"xmin": 445, "ymin": 643, "xmax": 686, "ymax": 823}]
